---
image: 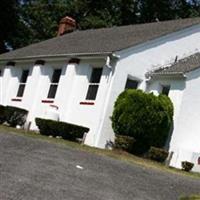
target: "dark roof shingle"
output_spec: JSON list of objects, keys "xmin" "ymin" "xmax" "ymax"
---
[
  {"xmin": 152, "ymin": 52, "xmax": 200, "ymax": 75},
  {"xmin": 1, "ymin": 17, "xmax": 200, "ymax": 61}
]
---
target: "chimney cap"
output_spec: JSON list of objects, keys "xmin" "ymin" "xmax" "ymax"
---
[
  {"xmin": 57, "ymin": 16, "xmax": 76, "ymax": 36},
  {"xmin": 60, "ymin": 16, "xmax": 76, "ymax": 23}
]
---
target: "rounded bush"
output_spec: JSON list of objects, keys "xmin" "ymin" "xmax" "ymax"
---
[
  {"xmin": 111, "ymin": 89, "xmax": 173, "ymax": 154},
  {"xmin": 147, "ymin": 146, "xmax": 169, "ymax": 163},
  {"xmin": 181, "ymin": 161, "xmax": 194, "ymax": 172},
  {"xmin": 114, "ymin": 135, "xmax": 135, "ymax": 152}
]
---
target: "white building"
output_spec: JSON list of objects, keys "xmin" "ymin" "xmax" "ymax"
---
[{"xmin": 1, "ymin": 17, "xmax": 200, "ymax": 171}]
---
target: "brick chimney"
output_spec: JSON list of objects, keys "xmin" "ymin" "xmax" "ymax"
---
[{"xmin": 57, "ymin": 16, "xmax": 76, "ymax": 36}]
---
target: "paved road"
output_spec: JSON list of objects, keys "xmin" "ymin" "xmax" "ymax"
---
[{"xmin": 0, "ymin": 131, "xmax": 200, "ymax": 200}]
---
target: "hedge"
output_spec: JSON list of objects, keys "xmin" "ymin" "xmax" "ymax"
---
[
  {"xmin": 114, "ymin": 135, "xmax": 135, "ymax": 152},
  {"xmin": 111, "ymin": 89, "xmax": 173, "ymax": 154},
  {"xmin": 181, "ymin": 161, "xmax": 194, "ymax": 172},
  {"xmin": 35, "ymin": 118, "xmax": 89, "ymax": 141},
  {"xmin": 5, "ymin": 106, "xmax": 28, "ymax": 127},
  {"xmin": 0, "ymin": 105, "xmax": 28, "ymax": 127},
  {"xmin": 0, "ymin": 105, "xmax": 6, "ymax": 124},
  {"xmin": 147, "ymin": 146, "xmax": 169, "ymax": 163}
]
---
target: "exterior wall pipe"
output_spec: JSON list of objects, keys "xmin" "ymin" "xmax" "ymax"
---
[{"xmin": 94, "ymin": 55, "xmax": 118, "ymax": 147}]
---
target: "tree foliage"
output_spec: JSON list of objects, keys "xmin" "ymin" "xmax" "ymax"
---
[
  {"xmin": 0, "ymin": 0, "xmax": 18, "ymax": 53},
  {"xmin": 1, "ymin": 0, "xmax": 200, "ymax": 51},
  {"xmin": 111, "ymin": 89, "xmax": 173, "ymax": 154},
  {"xmin": 10, "ymin": 0, "xmax": 72, "ymax": 49}
]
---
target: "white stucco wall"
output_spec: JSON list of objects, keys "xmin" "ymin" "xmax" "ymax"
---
[
  {"xmin": 56, "ymin": 58, "xmax": 113, "ymax": 146},
  {"xmin": 2, "ymin": 63, "xmax": 31, "ymax": 109},
  {"xmin": 96, "ymin": 24, "xmax": 200, "ymax": 148},
  {"xmin": 0, "ymin": 57, "xmax": 112, "ymax": 147},
  {"xmin": 167, "ymin": 68, "xmax": 200, "ymax": 171},
  {"xmin": 146, "ymin": 71, "xmax": 200, "ymax": 172},
  {"xmin": 147, "ymin": 78, "xmax": 185, "ymax": 132}
]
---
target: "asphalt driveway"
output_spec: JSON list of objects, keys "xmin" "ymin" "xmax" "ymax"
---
[{"xmin": 0, "ymin": 131, "xmax": 200, "ymax": 200}]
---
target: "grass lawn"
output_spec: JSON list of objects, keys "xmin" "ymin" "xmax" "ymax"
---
[
  {"xmin": 0, "ymin": 124, "xmax": 200, "ymax": 180},
  {"xmin": 180, "ymin": 195, "xmax": 200, "ymax": 200}
]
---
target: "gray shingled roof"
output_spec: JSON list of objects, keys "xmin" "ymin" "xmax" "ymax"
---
[
  {"xmin": 1, "ymin": 17, "xmax": 200, "ymax": 61},
  {"xmin": 152, "ymin": 52, "xmax": 200, "ymax": 75}
]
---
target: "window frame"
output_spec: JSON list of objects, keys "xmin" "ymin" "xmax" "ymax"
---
[
  {"xmin": 47, "ymin": 68, "xmax": 62, "ymax": 99},
  {"xmin": 160, "ymin": 85, "xmax": 170, "ymax": 96},
  {"xmin": 125, "ymin": 75, "xmax": 140, "ymax": 90},
  {"xmin": 85, "ymin": 67, "xmax": 103, "ymax": 101},
  {"xmin": 16, "ymin": 69, "xmax": 29, "ymax": 98}
]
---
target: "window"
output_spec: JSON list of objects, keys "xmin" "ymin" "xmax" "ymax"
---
[
  {"xmin": 47, "ymin": 69, "xmax": 62, "ymax": 99},
  {"xmin": 125, "ymin": 78, "xmax": 139, "ymax": 89},
  {"xmin": 16, "ymin": 70, "xmax": 29, "ymax": 97},
  {"xmin": 86, "ymin": 68, "xmax": 103, "ymax": 100},
  {"xmin": 161, "ymin": 85, "xmax": 170, "ymax": 96}
]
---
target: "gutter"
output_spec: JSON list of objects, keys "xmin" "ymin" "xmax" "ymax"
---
[
  {"xmin": 94, "ymin": 54, "xmax": 120, "ymax": 147},
  {"xmin": 105, "ymin": 53, "xmax": 120, "ymax": 68},
  {"xmin": 146, "ymin": 72, "xmax": 186, "ymax": 81},
  {"xmin": 0, "ymin": 52, "xmax": 113, "ymax": 63}
]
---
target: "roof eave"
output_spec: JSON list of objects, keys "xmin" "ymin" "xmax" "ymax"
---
[
  {"xmin": 0, "ymin": 52, "xmax": 114, "ymax": 64},
  {"xmin": 146, "ymin": 72, "xmax": 186, "ymax": 80}
]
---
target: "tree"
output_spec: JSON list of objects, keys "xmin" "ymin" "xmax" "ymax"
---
[
  {"xmin": 138, "ymin": 0, "xmax": 197, "ymax": 22},
  {"xmin": 3, "ymin": 0, "xmax": 200, "ymax": 50},
  {"xmin": 138, "ymin": 0, "xmax": 173, "ymax": 22},
  {"xmin": 111, "ymin": 90, "xmax": 173, "ymax": 154},
  {"xmin": 0, "ymin": 0, "xmax": 18, "ymax": 53},
  {"xmin": 119, "ymin": 0, "xmax": 140, "ymax": 25},
  {"xmin": 10, "ymin": 0, "xmax": 72, "ymax": 49},
  {"xmin": 171, "ymin": 0, "xmax": 195, "ymax": 18},
  {"xmin": 9, "ymin": 0, "xmax": 140, "ymax": 48},
  {"xmin": 72, "ymin": 0, "xmax": 140, "ymax": 29}
]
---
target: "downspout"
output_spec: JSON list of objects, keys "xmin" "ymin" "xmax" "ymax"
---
[
  {"xmin": 106, "ymin": 56, "xmax": 111, "ymax": 69},
  {"xmin": 94, "ymin": 54, "xmax": 120, "ymax": 147}
]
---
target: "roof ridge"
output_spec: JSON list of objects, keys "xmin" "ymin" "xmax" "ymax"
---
[
  {"xmin": 1, "ymin": 17, "xmax": 200, "ymax": 61},
  {"xmin": 151, "ymin": 51, "xmax": 200, "ymax": 76},
  {"xmin": 74, "ymin": 17, "xmax": 200, "ymax": 33}
]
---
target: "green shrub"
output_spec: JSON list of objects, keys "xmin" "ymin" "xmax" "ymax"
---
[
  {"xmin": 0, "ymin": 105, "xmax": 6, "ymax": 124},
  {"xmin": 35, "ymin": 118, "xmax": 89, "ymax": 141},
  {"xmin": 147, "ymin": 146, "xmax": 169, "ymax": 163},
  {"xmin": 114, "ymin": 135, "xmax": 135, "ymax": 152},
  {"xmin": 181, "ymin": 161, "xmax": 194, "ymax": 172},
  {"xmin": 111, "ymin": 89, "xmax": 173, "ymax": 154},
  {"xmin": 5, "ymin": 106, "xmax": 28, "ymax": 127}
]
